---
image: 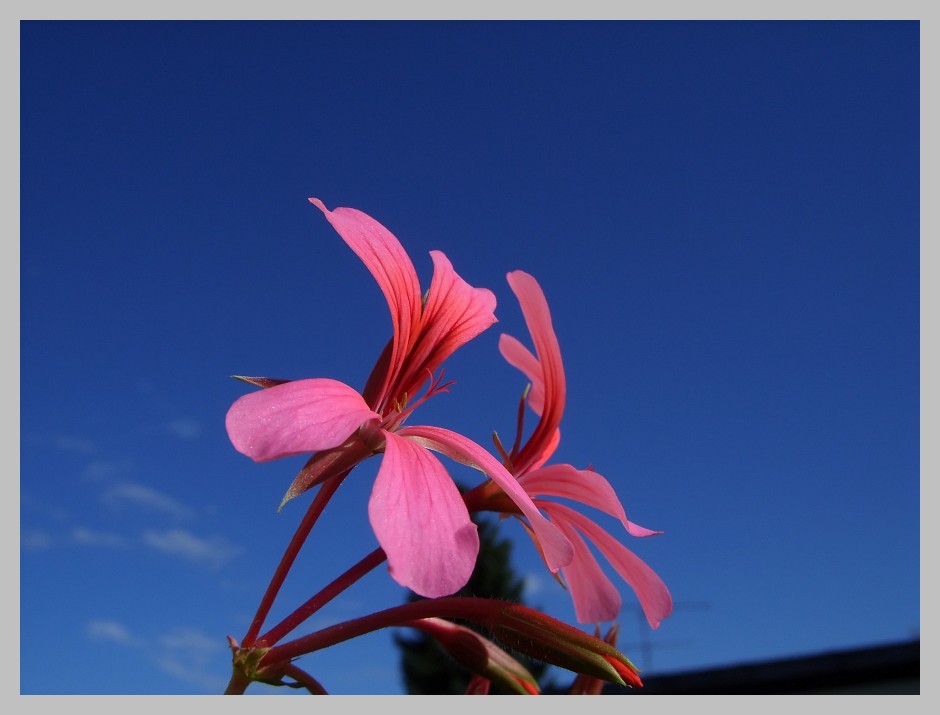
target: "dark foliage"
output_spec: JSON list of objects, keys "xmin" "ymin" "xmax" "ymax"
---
[{"xmin": 395, "ymin": 514, "xmax": 553, "ymax": 694}]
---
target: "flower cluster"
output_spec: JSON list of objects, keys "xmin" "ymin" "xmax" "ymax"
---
[{"xmin": 222, "ymin": 199, "xmax": 672, "ymax": 694}]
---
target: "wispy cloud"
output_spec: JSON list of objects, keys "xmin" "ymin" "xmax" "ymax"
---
[
  {"xmin": 83, "ymin": 459, "xmax": 133, "ymax": 482},
  {"xmin": 158, "ymin": 627, "xmax": 229, "ymax": 690},
  {"xmin": 21, "ymin": 529, "xmax": 54, "ymax": 551},
  {"xmin": 166, "ymin": 418, "xmax": 202, "ymax": 440},
  {"xmin": 102, "ymin": 482, "xmax": 192, "ymax": 520},
  {"xmin": 23, "ymin": 527, "xmax": 131, "ymax": 550},
  {"xmin": 53, "ymin": 435, "xmax": 97, "ymax": 455},
  {"xmin": 142, "ymin": 529, "xmax": 242, "ymax": 568},
  {"xmin": 153, "ymin": 655, "xmax": 229, "ymax": 692},
  {"xmin": 22, "ymin": 432, "xmax": 97, "ymax": 455},
  {"xmin": 158, "ymin": 627, "xmax": 221, "ymax": 654},
  {"xmin": 87, "ymin": 619, "xmax": 139, "ymax": 646},
  {"xmin": 71, "ymin": 527, "xmax": 128, "ymax": 548},
  {"xmin": 21, "ymin": 493, "xmax": 70, "ymax": 522},
  {"xmin": 523, "ymin": 572, "xmax": 546, "ymax": 598},
  {"xmin": 84, "ymin": 620, "xmax": 227, "ymax": 692}
]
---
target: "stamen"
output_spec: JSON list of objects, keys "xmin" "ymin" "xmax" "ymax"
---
[
  {"xmin": 492, "ymin": 431, "xmax": 511, "ymax": 467},
  {"xmin": 382, "ymin": 369, "xmax": 455, "ymax": 432}
]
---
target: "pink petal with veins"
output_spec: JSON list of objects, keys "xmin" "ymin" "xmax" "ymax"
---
[
  {"xmin": 498, "ymin": 333, "xmax": 545, "ymax": 414},
  {"xmin": 548, "ymin": 503, "xmax": 674, "ymax": 629},
  {"xmin": 369, "ymin": 431, "xmax": 479, "ymax": 598},
  {"xmin": 551, "ymin": 513, "xmax": 622, "ymax": 623},
  {"xmin": 497, "ymin": 335, "xmax": 558, "ymax": 472},
  {"xmin": 225, "ymin": 378, "xmax": 380, "ymax": 462},
  {"xmin": 518, "ymin": 464, "xmax": 663, "ymax": 537},
  {"xmin": 398, "ymin": 424, "xmax": 573, "ymax": 572},
  {"xmin": 397, "ymin": 250, "xmax": 497, "ymax": 400},
  {"xmin": 309, "ymin": 198, "xmax": 423, "ymax": 407},
  {"xmin": 504, "ymin": 271, "xmax": 566, "ymax": 473}
]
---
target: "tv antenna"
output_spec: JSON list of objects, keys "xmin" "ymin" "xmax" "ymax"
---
[{"xmin": 618, "ymin": 600, "xmax": 710, "ymax": 672}]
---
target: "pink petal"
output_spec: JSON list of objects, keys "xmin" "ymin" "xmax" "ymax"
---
[
  {"xmin": 369, "ymin": 431, "xmax": 479, "ymax": 598},
  {"xmin": 395, "ymin": 250, "xmax": 497, "ymax": 401},
  {"xmin": 519, "ymin": 464, "xmax": 625, "ymax": 521},
  {"xmin": 309, "ymin": 199, "xmax": 423, "ymax": 409},
  {"xmin": 622, "ymin": 520, "xmax": 662, "ymax": 538},
  {"xmin": 498, "ymin": 332, "xmax": 559, "ymax": 472},
  {"xmin": 397, "ymin": 424, "xmax": 573, "ymax": 572},
  {"xmin": 504, "ymin": 271, "xmax": 566, "ymax": 473},
  {"xmin": 549, "ymin": 503, "xmax": 673, "ymax": 629},
  {"xmin": 498, "ymin": 334, "xmax": 545, "ymax": 415},
  {"xmin": 225, "ymin": 378, "xmax": 380, "ymax": 462},
  {"xmin": 550, "ymin": 511, "xmax": 622, "ymax": 623},
  {"xmin": 518, "ymin": 464, "xmax": 663, "ymax": 537}
]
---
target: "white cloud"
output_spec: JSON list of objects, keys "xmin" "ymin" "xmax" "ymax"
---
[
  {"xmin": 83, "ymin": 619, "xmax": 227, "ymax": 693},
  {"xmin": 20, "ymin": 494, "xmax": 69, "ymax": 522},
  {"xmin": 166, "ymin": 418, "xmax": 202, "ymax": 440},
  {"xmin": 22, "ymin": 433, "xmax": 97, "ymax": 455},
  {"xmin": 53, "ymin": 435, "xmax": 97, "ymax": 455},
  {"xmin": 155, "ymin": 626, "xmax": 229, "ymax": 693},
  {"xmin": 21, "ymin": 529, "xmax": 54, "ymax": 550},
  {"xmin": 83, "ymin": 459, "xmax": 133, "ymax": 482},
  {"xmin": 523, "ymin": 572, "xmax": 546, "ymax": 598},
  {"xmin": 102, "ymin": 482, "xmax": 192, "ymax": 520},
  {"xmin": 159, "ymin": 627, "xmax": 223, "ymax": 656},
  {"xmin": 153, "ymin": 655, "xmax": 228, "ymax": 692},
  {"xmin": 22, "ymin": 527, "xmax": 130, "ymax": 551},
  {"xmin": 71, "ymin": 527, "xmax": 128, "ymax": 548},
  {"xmin": 87, "ymin": 619, "xmax": 138, "ymax": 646},
  {"xmin": 142, "ymin": 529, "xmax": 242, "ymax": 568}
]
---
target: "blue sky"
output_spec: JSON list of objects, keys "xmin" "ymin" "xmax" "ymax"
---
[{"xmin": 19, "ymin": 20, "xmax": 920, "ymax": 695}]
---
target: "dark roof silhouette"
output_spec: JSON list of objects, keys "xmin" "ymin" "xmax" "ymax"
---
[{"xmin": 598, "ymin": 639, "xmax": 919, "ymax": 694}]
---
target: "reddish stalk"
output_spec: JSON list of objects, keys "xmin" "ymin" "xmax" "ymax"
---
[
  {"xmin": 241, "ymin": 471, "xmax": 349, "ymax": 648},
  {"xmin": 260, "ymin": 597, "xmax": 506, "ymax": 667},
  {"xmin": 258, "ymin": 546, "xmax": 388, "ymax": 646},
  {"xmin": 278, "ymin": 664, "xmax": 328, "ymax": 694}
]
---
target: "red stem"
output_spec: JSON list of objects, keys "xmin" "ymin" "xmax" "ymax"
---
[
  {"xmin": 261, "ymin": 597, "xmax": 506, "ymax": 667},
  {"xmin": 223, "ymin": 669, "xmax": 251, "ymax": 695},
  {"xmin": 278, "ymin": 663, "xmax": 328, "ymax": 694},
  {"xmin": 241, "ymin": 471, "xmax": 348, "ymax": 648},
  {"xmin": 258, "ymin": 546, "xmax": 388, "ymax": 646}
]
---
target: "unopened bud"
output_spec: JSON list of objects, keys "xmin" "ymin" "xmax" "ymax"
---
[
  {"xmin": 407, "ymin": 617, "xmax": 540, "ymax": 695},
  {"xmin": 489, "ymin": 605, "xmax": 642, "ymax": 689}
]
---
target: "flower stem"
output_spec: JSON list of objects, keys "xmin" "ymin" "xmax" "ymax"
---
[
  {"xmin": 241, "ymin": 471, "xmax": 348, "ymax": 648},
  {"xmin": 260, "ymin": 597, "xmax": 505, "ymax": 667},
  {"xmin": 224, "ymin": 669, "xmax": 251, "ymax": 695},
  {"xmin": 258, "ymin": 546, "xmax": 388, "ymax": 646},
  {"xmin": 278, "ymin": 664, "xmax": 328, "ymax": 694}
]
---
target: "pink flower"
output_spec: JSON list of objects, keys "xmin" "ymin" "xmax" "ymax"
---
[
  {"xmin": 466, "ymin": 270, "xmax": 672, "ymax": 628},
  {"xmin": 226, "ymin": 200, "xmax": 573, "ymax": 598}
]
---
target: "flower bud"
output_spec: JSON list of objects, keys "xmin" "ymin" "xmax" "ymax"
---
[
  {"xmin": 569, "ymin": 625, "xmax": 621, "ymax": 695},
  {"xmin": 465, "ymin": 674, "xmax": 492, "ymax": 694},
  {"xmin": 489, "ymin": 605, "xmax": 642, "ymax": 688},
  {"xmin": 408, "ymin": 617, "xmax": 540, "ymax": 695}
]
